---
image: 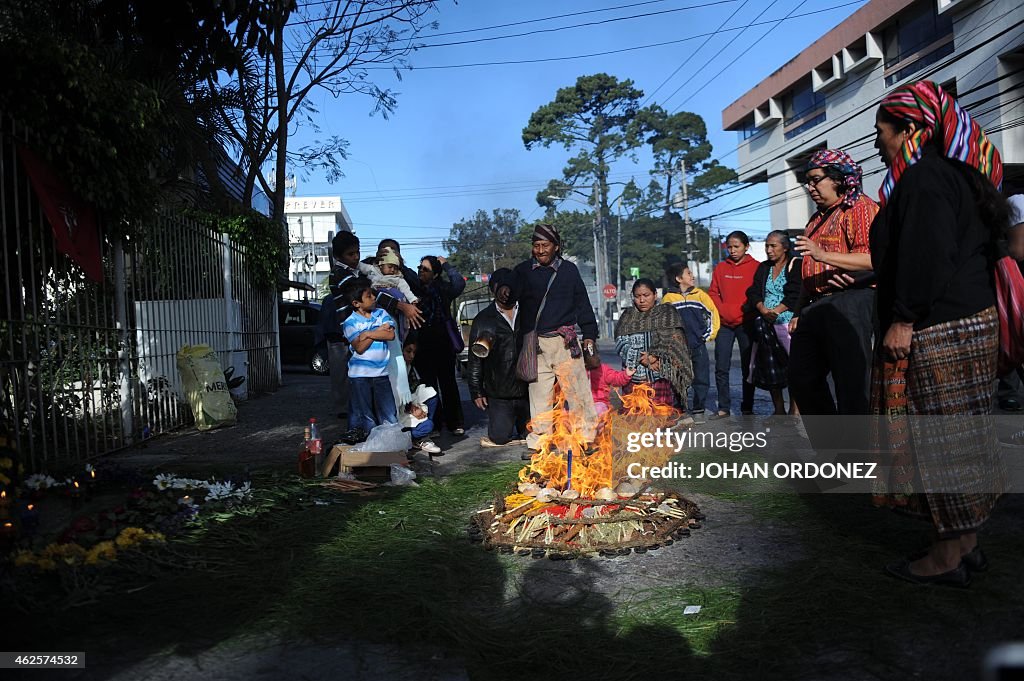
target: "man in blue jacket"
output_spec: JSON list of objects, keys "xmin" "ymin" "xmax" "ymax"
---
[{"xmin": 512, "ymin": 224, "xmax": 599, "ymax": 456}]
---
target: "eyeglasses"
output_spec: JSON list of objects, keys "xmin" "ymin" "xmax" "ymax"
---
[{"xmin": 804, "ymin": 174, "xmax": 828, "ymax": 187}]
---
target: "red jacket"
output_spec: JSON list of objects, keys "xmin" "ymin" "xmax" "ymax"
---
[
  {"xmin": 709, "ymin": 255, "xmax": 760, "ymax": 327},
  {"xmin": 588, "ymin": 364, "xmax": 632, "ymax": 408}
]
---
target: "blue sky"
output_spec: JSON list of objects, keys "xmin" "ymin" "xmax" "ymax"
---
[{"xmin": 289, "ymin": 0, "xmax": 869, "ymax": 266}]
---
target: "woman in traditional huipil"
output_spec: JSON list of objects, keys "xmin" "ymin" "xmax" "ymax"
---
[
  {"xmin": 871, "ymin": 80, "xmax": 1008, "ymax": 588},
  {"xmin": 788, "ymin": 150, "xmax": 878, "ymax": 419}
]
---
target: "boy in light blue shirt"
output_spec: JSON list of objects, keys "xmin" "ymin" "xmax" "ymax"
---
[{"xmin": 341, "ymin": 277, "xmax": 398, "ymax": 438}]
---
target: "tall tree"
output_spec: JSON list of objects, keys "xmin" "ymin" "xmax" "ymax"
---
[
  {"xmin": 443, "ymin": 208, "xmax": 530, "ymax": 275},
  {"xmin": 523, "ymin": 73, "xmax": 645, "ymax": 225},
  {"xmin": 214, "ymin": 0, "xmax": 439, "ymax": 221},
  {"xmin": 636, "ymin": 104, "xmax": 737, "ymax": 257}
]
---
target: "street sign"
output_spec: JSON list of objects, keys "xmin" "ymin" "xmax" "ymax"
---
[
  {"xmin": 603, "ymin": 284, "xmax": 617, "ymax": 300},
  {"xmin": 629, "ymin": 267, "xmax": 640, "ymax": 278}
]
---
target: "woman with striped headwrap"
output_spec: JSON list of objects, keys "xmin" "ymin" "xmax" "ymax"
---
[{"xmin": 870, "ymin": 80, "xmax": 1010, "ymax": 588}]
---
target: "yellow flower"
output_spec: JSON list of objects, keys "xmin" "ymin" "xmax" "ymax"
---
[
  {"xmin": 13, "ymin": 550, "xmax": 36, "ymax": 567},
  {"xmin": 115, "ymin": 527, "xmax": 155, "ymax": 549},
  {"xmin": 0, "ymin": 457, "xmax": 12, "ymax": 468},
  {"xmin": 36, "ymin": 558, "xmax": 56, "ymax": 571},
  {"xmin": 84, "ymin": 541, "xmax": 118, "ymax": 565}
]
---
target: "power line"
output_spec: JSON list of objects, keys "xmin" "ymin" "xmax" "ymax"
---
[
  {"xmin": 706, "ymin": 0, "xmax": 1012, "ymax": 174},
  {"xmin": 661, "ymin": 0, "xmax": 782, "ymax": 109},
  {"xmin": 283, "ymin": 0, "xmax": 737, "ymax": 49},
  {"xmin": 673, "ymin": 0, "xmax": 811, "ymax": 111},
  {"xmin": 639, "ymin": 0, "xmax": 750, "ymax": 107},
  {"xmin": 280, "ymin": 1, "xmax": 867, "ymax": 69}
]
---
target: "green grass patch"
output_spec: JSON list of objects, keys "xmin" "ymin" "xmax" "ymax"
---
[{"xmin": 6, "ymin": 462, "xmax": 1023, "ymax": 680}]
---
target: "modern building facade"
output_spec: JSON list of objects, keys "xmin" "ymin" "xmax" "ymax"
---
[
  {"xmin": 723, "ymin": 0, "xmax": 1024, "ymax": 232},
  {"xmin": 282, "ymin": 195, "xmax": 354, "ymax": 301}
]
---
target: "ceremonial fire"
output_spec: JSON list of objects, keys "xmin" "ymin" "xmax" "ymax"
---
[{"xmin": 470, "ymin": 366, "xmax": 703, "ymax": 557}]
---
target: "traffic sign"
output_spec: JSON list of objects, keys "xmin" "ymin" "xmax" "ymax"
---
[{"xmin": 603, "ymin": 284, "xmax": 617, "ymax": 300}]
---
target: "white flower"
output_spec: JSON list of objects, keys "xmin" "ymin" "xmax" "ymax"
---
[
  {"xmin": 232, "ymin": 482, "xmax": 252, "ymax": 500},
  {"xmin": 204, "ymin": 482, "xmax": 235, "ymax": 501},
  {"xmin": 153, "ymin": 473, "xmax": 177, "ymax": 491},
  {"xmin": 84, "ymin": 464, "xmax": 95, "ymax": 473},
  {"xmin": 24, "ymin": 474, "xmax": 58, "ymax": 490}
]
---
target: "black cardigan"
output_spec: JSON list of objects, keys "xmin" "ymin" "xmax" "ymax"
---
[
  {"xmin": 870, "ymin": 149, "xmax": 995, "ymax": 333},
  {"xmin": 744, "ymin": 257, "xmax": 803, "ymax": 318}
]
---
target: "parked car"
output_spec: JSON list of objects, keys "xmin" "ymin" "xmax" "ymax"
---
[
  {"xmin": 279, "ymin": 300, "xmax": 329, "ymax": 375},
  {"xmin": 454, "ymin": 296, "xmax": 492, "ymax": 375}
]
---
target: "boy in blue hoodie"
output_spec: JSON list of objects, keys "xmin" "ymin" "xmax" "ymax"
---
[{"xmin": 662, "ymin": 262, "xmax": 720, "ymax": 424}]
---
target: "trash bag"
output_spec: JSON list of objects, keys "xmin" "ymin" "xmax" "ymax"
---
[
  {"xmin": 176, "ymin": 344, "xmax": 237, "ymax": 431},
  {"xmin": 351, "ymin": 423, "xmax": 411, "ymax": 453}
]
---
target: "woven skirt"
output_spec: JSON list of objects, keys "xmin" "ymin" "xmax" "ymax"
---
[{"xmin": 871, "ymin": 306, "xmax": 1002, "ymax": 537}]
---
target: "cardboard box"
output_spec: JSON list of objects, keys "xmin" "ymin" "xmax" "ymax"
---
[{"xmin": 323, "ymin": 444, "xmax": 408, "ymax": 481}]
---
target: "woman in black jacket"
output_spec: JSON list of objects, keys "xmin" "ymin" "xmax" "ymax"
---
[
  {"xmin": 467, "ymin": 269, "xmax": 529, "ymax": 447},
  {"xmin": 745, "ymin": 230, "xmax": 802, "ymax": 416},
  {"xmin": 870, "ymin": 81, "xmax": 1008, "ymax": 588},
  {"xmin": 414, "ymin": 255, "xmax": 467, "ymax": 435}
]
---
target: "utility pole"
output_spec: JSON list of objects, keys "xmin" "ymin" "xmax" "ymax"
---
[
  {"xmin": 592, "ymin": 181, "xmax": 605, "ymax": 336},
  {"xmin": 616, "ymin": 196, "xmax": 622, "ymax": 292},
  {"xmin": 681, "ymin": 158, "xmax": 697, "ymax": 270}
]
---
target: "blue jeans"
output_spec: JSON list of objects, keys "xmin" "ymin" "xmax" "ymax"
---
[
  {"xmin": 410, "ymin": 396, "xmax": 439, "ymax": 440},
  {"xmin": 715, "ymin": 324, "xmax": 754, "ymax": 413},
  {"xmin": 349, "ymin": 376, "xmax": 397, "ymax": 432},
  {"xmin": 687, "ymin": 342, "xmax": 710, "ymax": 413}
]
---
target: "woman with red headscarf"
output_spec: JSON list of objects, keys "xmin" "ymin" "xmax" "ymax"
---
[{"xmin": 870, "ymin": 80, "xmax": 1009, "ymax": 588}]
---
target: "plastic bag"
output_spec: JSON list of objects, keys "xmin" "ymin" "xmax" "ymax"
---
[
  {"xmin": 351, "ymin": 423, "xmax": 411, "ymax": 453},
  {"xmin": 176, "ymin": 344, "xmax": 237, "ymax": 431},
  {"xmin": 387, "ymin": 464, "xmax": 418, "ymax": 487}
]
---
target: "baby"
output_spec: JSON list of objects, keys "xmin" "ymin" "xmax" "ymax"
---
[{"xmin": 359, "ymin": 247, "xmax": 419, "ymax": 304}]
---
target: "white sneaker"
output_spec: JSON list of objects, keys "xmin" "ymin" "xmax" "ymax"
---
[
  {"xmin": 415, "ymin": 439, "xmax": 441, "ymax": 454},
  {"xmin": 480, "ymin": 437, "xmax": 505, "ymax": 447}
]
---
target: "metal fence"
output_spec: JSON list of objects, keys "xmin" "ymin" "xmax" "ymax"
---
[{"xmin": 1, "ymin": 115, "xmax": 281, "ymax": 471}]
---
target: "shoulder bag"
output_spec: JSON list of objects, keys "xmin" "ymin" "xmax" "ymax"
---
[{"xmin": 515, "ymin": 270, "xmax": 558, "ymax": 383}]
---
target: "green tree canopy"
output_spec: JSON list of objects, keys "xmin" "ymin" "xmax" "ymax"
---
[
  {"xmin": 637, "ymin": 104, "xmax": 738, "ymax": 215},
  {"xmin": 443, "ymin": 208, "xmax": 531, "ymax": 275},
  {"xmin": 523, "ymin": 73, "xmax": 645, "ymax": 216}
]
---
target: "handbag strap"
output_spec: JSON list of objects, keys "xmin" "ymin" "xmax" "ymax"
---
[{"xmin": 533, "ymin": 269, "xmax": 559, "ymax": 327}]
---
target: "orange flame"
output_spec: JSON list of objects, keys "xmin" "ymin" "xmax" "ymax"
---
[{"xmin": 519, "ymin": 366, "xmax": 679, "ymax": 496}]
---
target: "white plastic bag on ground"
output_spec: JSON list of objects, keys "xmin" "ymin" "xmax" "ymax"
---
[
  {"xmin": 351, "ymin": 423, "xmax": 412, "ymax": 452},
  {"xmin": 176, "ymin": 344, "xmax": 237, "ymax": 431},
  {"xmin": 387, "ymin": 464, "xmax": 418, "ymax": 487}
]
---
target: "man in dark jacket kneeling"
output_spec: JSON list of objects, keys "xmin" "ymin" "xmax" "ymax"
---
[{"xmin": 467, "ymin": 268, "xmax": 529, "ymax": 447}]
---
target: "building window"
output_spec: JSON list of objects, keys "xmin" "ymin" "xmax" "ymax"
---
[
  {"xmin": 883, "ymin": 2, "xmax": 954, "ymax": 86},
  {"xmin": 740, "ymin": 117, "xmax": 758, "ymax": 140},
  {"xmin": 783, "ymin": 79, "xmax": 826, "ymax": 141}
]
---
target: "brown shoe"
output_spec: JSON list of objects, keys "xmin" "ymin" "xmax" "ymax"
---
[{"xmin": 480, "ymin": 437, "xmax": 506, "ymax": 448}]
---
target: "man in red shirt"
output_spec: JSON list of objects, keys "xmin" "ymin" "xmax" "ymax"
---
[{"xmin": 709, "ymin": 231, "xmax": 760, "ymax": 416}]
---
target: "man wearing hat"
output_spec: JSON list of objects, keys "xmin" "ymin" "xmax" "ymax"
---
[
  {"xmin": 512, "ymin": 224, "xmax": 600, "ymax": 455},
  {"xmin": 467, "ymin": 268, "xmax": 529, "ymax": 447}
]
